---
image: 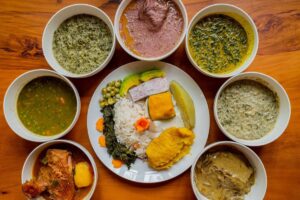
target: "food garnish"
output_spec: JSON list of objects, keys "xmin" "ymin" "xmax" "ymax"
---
[
  {"xmin": 100, "ymin": 80, "xmax": 122, "ymax": 108},
  {"xmin": 195, "ymin": 149, "xmax": 255, "ymax": 200},
  {"xmin": 129, "ymin": 77, "xmax": 169, "ymax": 102},
  {"xmin": 189, "ymin": 14, "xmax": 252, "ymax": 74},
  {"xmin": 96, "ymin": 118, "xmax": 104, "ymax": 132},
  {"xmin": 53, "ymin": 14, "xmax": 112, "ymax": 74},
  {"xmin": 120, "ymin": 73, "xmax": 141, "ymax": 97},
  {"xmin": 112, "ymin": 159, "xmax": 123, "ymax": 168},
  {"xmin": 74, "ymin": 162, "xmax": 93, "ymax": 188},
  {"xmin": 102, "ymin": 105, "xmax": 137, "ymax": 168},
  {"xmin": 146, "ymin": 127, "xmax": 195, "ymax": 170},
  {"xmin": 98, "ymin": 135, "xmax": 106, "ymax": 147},
  {"xmin": 217, "ymin": 79, "xmax": 279, "ymax": 140},
  {"xmin": 170, "ymin": 81, "xmax": 195, "ymax": 129},
  {"xmin": 148, "ymin": 91, "xmax": 175, "ymax": 120},
  {"xmin": 134, "ymin": 117, "xmax": 150, "ymax": 133},
  {"xmin": 17, "ymin": 76, "xmax": 77, "ymax": 136}
]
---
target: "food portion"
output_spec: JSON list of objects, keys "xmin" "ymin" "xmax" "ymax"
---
[
  {"xmin": 22, "ymin": 144, "xmax": 94, "ymax": 200},
  {"xmin": 148, "ymin": 91, "xmax": 175, "ymax": 120},
  {"xmin": 17, "ymin": 76, "xmax": 77, "ymax": 136},
  {"xmin": 189, "ymin": 14, "xmax": 253, "ymax": 74},
  {"xmin": 96, "ymin": 69, "xmax": 196, "ymax": 170},
  {"xmin": 217, "ymin": 79, "xmax": 279, "ymax": 140},
  {"xmin": 194, "ymin": 149, "xmax": 255, "ymax": 200},
  {"xmin": 146, "ymin": 127, "xmax": 195, "ymax": 170},
  {"xmin": 53, "ymin": 14, "xmax": 112, "ymax": 74},
  {"xmin": 170, "ymin": 81, "xmax": 195, "ymax": 129},
  {"xmin": 119, "ymin": 0, "xmax": 184, "ymax": 58}
]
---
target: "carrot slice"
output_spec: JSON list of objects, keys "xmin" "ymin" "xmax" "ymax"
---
[
  {"xmin": 98, "ymin": 135, "xmax": 106, "ymax": 147},
  {"xmin": 96, "ymin": 118, "xmax": 104, "ymax": 132},
  {"xmin": 112, "ymin": 159, "xmax": 123, "ymax": 168},
  {"xmin": 134, "ymin": 117, "xmax": 150, "ymax": 133}
]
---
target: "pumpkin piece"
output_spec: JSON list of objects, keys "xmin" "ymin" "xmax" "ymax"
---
[{"xmin": 148, "ymin": 92, "xmax": 175, "ymax": 120}]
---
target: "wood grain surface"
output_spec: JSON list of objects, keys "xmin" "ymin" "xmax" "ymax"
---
[{"xmin": 0, "ymin": 0, "xmax": 299, "ymax": 199}]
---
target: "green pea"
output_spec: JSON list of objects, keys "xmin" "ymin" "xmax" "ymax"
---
[{"xmin": 108, "ymin": 98, "xmax": 114, "ymax": 105}]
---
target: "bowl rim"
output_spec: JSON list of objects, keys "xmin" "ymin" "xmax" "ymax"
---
[
  {"xmin": 213, "ymin": 71, "xmax": 291, "ymax": 146},
  {"xmin": 114, "ymin": 0, "xmax": 188, "ymax": 61},
  {"xmin": 3, "ymin": 69, "xmax": 81, "ymax": 142},
  {"xmin": 190, "ymin": 141, "xmax": 267, "ymax": 200},
  {"xmin": 21, "ymin": 139, "xmax": 98, "ymax": 200},
  {"xmin": 185, "ymin": 3, "xmax": 259, "ymax": 78},
  {"xmin": 42, "ymin": 3, "xmax": 116, "ymax": 78}
]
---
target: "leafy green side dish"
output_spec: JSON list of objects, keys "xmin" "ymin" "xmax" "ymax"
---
[
  {"xmin": 189, "ymin": 14, "xmax": 249, "ymax": 74},
  {"xmin": 102, "ymin": 105, "xmax": 137, "ymax": 168},
  {"xmin": 53, "ymin": 14, "xmax": 112, "ymax": 74}
]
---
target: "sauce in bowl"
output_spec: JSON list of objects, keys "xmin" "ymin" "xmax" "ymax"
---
[{"xmin": 17, "ymin": 76, "xmax": 77, "ymax": 136}]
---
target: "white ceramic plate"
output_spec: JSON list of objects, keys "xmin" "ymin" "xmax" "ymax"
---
[{"xmin": 87, "ymin": 61, "xmax": 210, "ymax": 183}]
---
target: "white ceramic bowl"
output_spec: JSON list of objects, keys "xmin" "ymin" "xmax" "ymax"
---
[
  {"xmin": 43, "ymin": 4, "xmax": 116, "ymax": 78},
  {"xmin": 214, "ymin": 72, "xmax": 291, "ymax": 146},
  {"xmin": 114, "ymin": 0, "xmax": 188, "ymax": 61},
  {"xmin": 191, "ymin": 141, "xmax": 267, "ymax": 200},
  {"xmin": 186, "ymin": 4, "xmax": 259, "ymax": 78},
  {"xmin": 22, "ymin": 139, "xmax": 98, "ymax": 200},
  {"xmin": 3, "ymin": 69, "xmax": 81, "ymax": 142}
]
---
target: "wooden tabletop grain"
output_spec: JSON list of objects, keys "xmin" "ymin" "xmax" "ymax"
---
[{"xmin": 0, "ymin": 0, "xmax": 299, "ymax": 199}]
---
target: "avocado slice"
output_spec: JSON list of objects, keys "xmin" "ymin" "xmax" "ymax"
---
[
  {"xmin": 140, "ymin": 69, "xmax": 165, "ymax": 82},
  {"xmin": 119, "ymin": 73, "xmax": 141, "ymax": 97}
]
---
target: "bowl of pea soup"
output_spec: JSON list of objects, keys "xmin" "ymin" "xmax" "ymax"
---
[
  {"xmin": 186, "ymin": 4, "xmax": 259, "ymax": 78},
  {"xmin": 3, "ymin": 69, "xmax": 81, "ymax": 142}
]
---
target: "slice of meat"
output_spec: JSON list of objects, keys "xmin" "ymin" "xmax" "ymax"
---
[{"xmin": 22, "ymin": 149, "xmax": 76, "ymax": 200}]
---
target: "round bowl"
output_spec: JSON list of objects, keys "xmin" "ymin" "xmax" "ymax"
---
[
  {"xmin": 214, "ymin": 72, "xmax": 291, "ymax": 146},
  {"xmin": 186, "ymin": 4, "xmax": 259, "ymax": 78},
  {"xmin": 114, "ymin": 0, "xmax": 188, "ymax": 61},
  {"xmin": 42, "ymin": 4, "xmax": 116, "ymax": 78},
  {"xmin": 191, "ymin": 141, "xmax": 267, "ymax": 200},
  {"xmin": 22, "ymin": 139, "xmax": 98, "ymax": 200},
  {"xmin": 3, "ymin": 69, "xmax": 81, "ymax": 142}
]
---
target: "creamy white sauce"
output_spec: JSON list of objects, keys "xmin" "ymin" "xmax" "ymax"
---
[{"xmin": 217, "ymin": 80, "xmax": 279, "ymax": 140}]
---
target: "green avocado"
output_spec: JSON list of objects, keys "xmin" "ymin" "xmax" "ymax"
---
[
  {"xmin": 119, "ymin": 73, "xmax": 141, "ymax": 97},
  {"xmin": 140, "ymin": 69, "xmax": 165, "ymax": 82}
]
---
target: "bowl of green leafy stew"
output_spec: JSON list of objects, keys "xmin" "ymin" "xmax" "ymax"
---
[
  {"xmin": 186, "ymin": 4, "xmax": 258, "ymax": 78},
  {"xmin": 3, "ymin": 69, "xmax": 81, "ymax": 142},
  {"xmin": 43, "ymin": 4, "xmax": 115, "ymax": 78}
]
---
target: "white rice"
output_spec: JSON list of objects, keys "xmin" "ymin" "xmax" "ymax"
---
[{"xmin": 113, "ymin": 98, "xmax": 155, "ymax": 158}]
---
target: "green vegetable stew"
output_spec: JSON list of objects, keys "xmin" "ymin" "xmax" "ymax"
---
[
  {"xmin": 17, "ymin": 76, "xmax": 77, "ymax": 136},
  {"xmin": 189, "ymin": 14, "xmax": 253, "ymax": 74},
  {"xmin": 53, "ymin": 14, "xmax": 113, "ymax": 74}
]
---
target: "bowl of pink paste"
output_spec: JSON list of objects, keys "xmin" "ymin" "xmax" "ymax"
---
[{"xmin": 115, "ymin": 0, "xmax": 188, "ymax": 61}]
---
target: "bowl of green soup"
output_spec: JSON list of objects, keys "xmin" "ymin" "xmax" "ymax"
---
[
  {"xmin": 4, "ymin": 69, "xmax": 81, "ymax": 142},
  {"xmin": 186, "ymin": 4, "xmax": 258, "ymax": 78}
]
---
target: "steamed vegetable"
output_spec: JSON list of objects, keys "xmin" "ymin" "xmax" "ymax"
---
[
  {"xmin": 170, "ymin": 81, "xmax": 195, "ymax": 129},
  {"xmin": 102, "ymin": 105, "xmax": 137, "ymax": 168},
  {"xmin": 74, "ymin": 162, "xmax": 93, "ymax": 188}
]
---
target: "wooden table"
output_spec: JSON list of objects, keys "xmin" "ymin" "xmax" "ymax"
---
[{"xmin": 0, "ymin": 0, "xmax": 299, "ymax": 199}]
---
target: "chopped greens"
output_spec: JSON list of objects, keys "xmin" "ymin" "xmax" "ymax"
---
[
  {"xmin": 53, "ymin": 14, "xmax": 112, "ymax": 74},
  {"xmin": 102, "ymin": 105, "xmax": 137, "ymax": 168},
  {"xmin": 189, "ymin": 14, "xmax": 249, "ymax": 74}
]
